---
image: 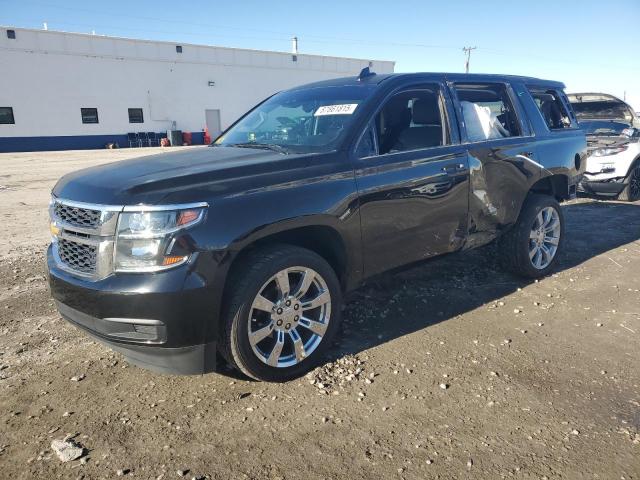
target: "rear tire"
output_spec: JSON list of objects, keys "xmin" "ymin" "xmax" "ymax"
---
[
  {"xmin": 219, "ymin": 245, "xmax": 342, "ymax": 382},
  {"xmin": 499, "ymin": 194, "xmax": 564, "ymax": 279},
  {"xmin": 617, "ymin": 163, "xmax": 640, "ymax": 202}
]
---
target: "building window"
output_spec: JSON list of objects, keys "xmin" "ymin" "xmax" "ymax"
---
[
  {"xmin": 176, "ymin": 45, "xmax": 182, "ymax": 53},
  {"xmin": 0, "ymin": 107, "xmax": 15, "ymax": 124},
  {"xmin": 128, "ymin": 108, "xmax": 144, "ymax": 123},
  {"xmin": 7, "ymin": 29, "xmax": 15, "ymax": 39},
  {"xmin": 81, "ymin": 108, "xmax": 99, "ymax": 124}
]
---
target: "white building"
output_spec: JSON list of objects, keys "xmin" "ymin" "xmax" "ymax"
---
[{"xmin": 0, "ymin": 27, "xmax": 394, "ymax": 152}]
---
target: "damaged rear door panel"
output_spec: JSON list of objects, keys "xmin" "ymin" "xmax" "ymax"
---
[{"xmin": 448, "ymin": 79, "xmax": 543, "ymax": 249}]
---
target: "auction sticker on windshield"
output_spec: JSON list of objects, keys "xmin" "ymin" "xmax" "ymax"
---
[{"xmin": 314, "ymin": 104, "xmax": 358, "ymax": 116}]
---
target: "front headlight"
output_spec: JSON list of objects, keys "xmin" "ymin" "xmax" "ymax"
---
[
  {"xmin": 592, "ymin": 146, "xmax": 628, "ymax": 157},
  {"xmin": 114, "ymin": 206, "xmax": 206, "ymax": 272},
  {"xmin": 48, "ymin": 197, "xmax": 60, "ymax": 240}
]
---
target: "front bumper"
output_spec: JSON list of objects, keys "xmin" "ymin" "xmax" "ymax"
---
[
  {"xmin": 47, "ymin": 245, "xmax": 220, "ymax": 374},
  {"xmin": 578, "ymin": 177, "xmax": 626, "ymax": 197}
]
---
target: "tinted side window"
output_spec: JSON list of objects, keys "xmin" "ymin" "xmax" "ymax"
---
[
  {"xmin": 375, "ymin": 87, "xmax": 446, "ymax": 155},
  {"xmin": 355, "ymin": 124, "xmax": 376, "ymax": 158},
  {"xmin": 528, "ymin": 88, "xmax": 572, "ymax": 130},
  {"xmin": 453, "ymin": 83, "xmax": 522, "ymax": 141}
]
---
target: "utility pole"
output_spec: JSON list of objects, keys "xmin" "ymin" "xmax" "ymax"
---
[{"xmin": 463, "ymin": 46, "xmax": 477, "ymax": 74}]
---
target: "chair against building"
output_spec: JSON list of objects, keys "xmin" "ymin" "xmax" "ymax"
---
[
  {"xmin": 137, "ymin": 132, "xmax": 150, "ymax": 147},
  {"xmin": 127, "ymin": 132, "xmax": 141, "ymax": 148},
  {"xmin": 147, "ymin": 132, "xmax": 159, "ymax": 146}
]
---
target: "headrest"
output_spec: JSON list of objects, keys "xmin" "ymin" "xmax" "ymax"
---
[
  {"xmin": 412, "ymin": 97, "xmax": 440, "ymax": 125},
  {"xmin": 541, "ymin": 100, "xmax": 563, "ymax": 128},
  {"xmin": 536, "ymin": 93, "xmax": 555, "ymax": 102},
  {"xmin": 384, "ymin": 97, "xmax": 411, "ymax": 127}
]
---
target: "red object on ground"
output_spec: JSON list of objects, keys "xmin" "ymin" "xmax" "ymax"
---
[
  {"xmin": 160, "ymin": 137, "xmax": 170, "ymax": 147},
  {"xmin": 203, "ymin": 127, "xmax": 212, "ymax": 144},
  {"xmin": 182, "ymin": 132, "xmax": 192, "ymax": 146}
]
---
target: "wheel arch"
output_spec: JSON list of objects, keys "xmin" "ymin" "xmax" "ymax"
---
[
  {"xmin": 626, "ymin": 154, "xmax": 640, "ymax": 177},
  {"xmin": 221, "ymin": 223, "xmax": 352, "ymax": 308},
  {"xmin": 529, "ymin": 173, "xmax": 570, "ymax": 201}
]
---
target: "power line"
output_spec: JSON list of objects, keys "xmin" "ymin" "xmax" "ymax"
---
[
  {"xmin": 0, "ymin": 18, "xmax": 292, "ymax": 44},
  {"xmin": 11, "ymin": 0, "xmax": 296, "ymax": 38},
  {"xmin": 1, "ymin": 9, "xmax": 630, "ymax": 72},
  {"xmin": 4, "ymin": 0, "xmax": 465, "ymax": 51},
  {"xmin": 479, "ymin": 47, "xmax": 628, "ymax": 71}
]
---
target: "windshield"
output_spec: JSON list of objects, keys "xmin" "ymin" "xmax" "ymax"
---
[
  {"xmin": 569, "ymin": 101, "xmax": 632, "ymax": 121},
  {"xmin": 214, "ymin": 85, "xmax": 374, "ymax": 154}
]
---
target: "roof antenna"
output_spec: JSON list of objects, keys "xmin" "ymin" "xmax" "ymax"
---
[{"xmin": 358, "ymin": 66, "xmax": 376, "ymax": 81}]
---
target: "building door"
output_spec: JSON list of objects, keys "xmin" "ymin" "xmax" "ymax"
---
[{"xmin": 205, "ymin": 109, "xmax": 222, "ymax": 138}]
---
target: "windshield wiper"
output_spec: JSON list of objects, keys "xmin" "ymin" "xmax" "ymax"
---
[{"xmin": 226, "ymin": 143, "xmax": 290, "ymax": 154}]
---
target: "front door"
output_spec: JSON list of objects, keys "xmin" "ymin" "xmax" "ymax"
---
[{"xmin": 354, "ymin": 83, "xmax": 470, "ymax": 277}]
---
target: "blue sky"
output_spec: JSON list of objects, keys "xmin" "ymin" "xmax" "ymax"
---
[{"xmin": 2, "ymin": 0, "xmax": 639, "ymax": 110}]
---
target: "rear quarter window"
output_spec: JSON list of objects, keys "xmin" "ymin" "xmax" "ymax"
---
[{"xmin": 528, "ymin": 87, "xmax": 575, "ymax": 130}]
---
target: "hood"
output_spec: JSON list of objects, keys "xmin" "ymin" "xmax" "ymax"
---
[
  {"xmin": 578, "ymin": 120, "xmax": 639, "ymax": 150},
  {"xmin": 568, "ymin": 93, "xmax": 636, "ymax": 128},
  {"xmin": 52, "ymin": 146, "xmax": 317, "ymax": 205},
  {"xmin": 579, "ymin": 119, "xmax": 632, "ymax": 135}
]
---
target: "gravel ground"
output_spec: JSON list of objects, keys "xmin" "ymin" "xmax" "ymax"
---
[{"xmin": 0, "ymin": 149, "xmax": 639, "ymax": 480}]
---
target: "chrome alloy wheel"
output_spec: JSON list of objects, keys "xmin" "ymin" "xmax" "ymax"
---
[
  {"xmin": 528, "ymin": 206, "xmax": 561, "ymax": 270},
  {"xmin": 247, "ymin": 267, "xmax": 331, "ymax": 368}
]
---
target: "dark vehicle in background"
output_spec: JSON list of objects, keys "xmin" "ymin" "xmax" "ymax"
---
[
  {"xmin": 568, "ymin": 93, "xmax": 640, "ymax": 201},
  {"xmin": 47, "ymin": 71, "xmax": 586, "ymax": 382}
]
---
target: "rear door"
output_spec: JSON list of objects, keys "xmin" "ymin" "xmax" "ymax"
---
[
  {"xmin": 448, "ymin": 81, "xmax": 541, "ymax": 237},
  {"xmin": 353, "ymin": 82, "xmax": 470, "ymax": 277}
]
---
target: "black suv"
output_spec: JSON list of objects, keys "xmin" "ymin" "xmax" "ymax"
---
[{"xmin": 47, "ymin": 71, "xmax": 586, "ymax": 381}]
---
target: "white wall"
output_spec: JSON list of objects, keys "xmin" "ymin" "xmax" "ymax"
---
[{"xmin": 0, "ymin": 28, "xmax": 395, "ymax": 138}]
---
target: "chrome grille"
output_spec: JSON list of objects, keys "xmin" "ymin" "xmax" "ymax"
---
[
  {"xmin": 57, "ymin": 239, "xmax": 98, "ymax": 275},
  {"xmin": 54, "ymin": 202, "xmax": 102, "ymax": 228},
  {"xmin": 50, "ymin": 197, "xmax": 122, "ymax": 279}
]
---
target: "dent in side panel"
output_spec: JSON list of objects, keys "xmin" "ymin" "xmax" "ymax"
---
[{"xmin": 465, "ymin": 141, "xmax": 543, "ymax": 249}]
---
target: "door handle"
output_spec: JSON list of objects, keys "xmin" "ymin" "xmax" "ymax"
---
[{"xmin": 442, "ymin": 163, "xmax": 466, "ymax": 173}]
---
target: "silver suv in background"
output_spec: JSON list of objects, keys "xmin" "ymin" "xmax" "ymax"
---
[{"xmin": 568, "ymin": 93, "xmax": 640, "ymax": 201}]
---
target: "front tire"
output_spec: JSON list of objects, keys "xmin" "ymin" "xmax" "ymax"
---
[
  {"xmin": 499, "ymin": 194, "xmax": 564, "ymax": 278},
  {"xmin": 618, "ymin": 163, "xmax": 640, "ymax": 202},
  {"xmin": 220, "ymin": 245, "xmax": 342, "ymax": 382}
]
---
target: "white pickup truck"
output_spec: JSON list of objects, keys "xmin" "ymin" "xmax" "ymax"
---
[{"xmin": 568, "ymin": 93, "xmax": 640, "ymax": 201}]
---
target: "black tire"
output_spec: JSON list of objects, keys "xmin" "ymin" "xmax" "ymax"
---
[
  {"xmin": 219, "ymin": 244, "xmax": 342, "ymax": 382},
  {"xmin": 617, "ymin": 162, "xmax": 640, "ymax": 202},
  {"xmin": 498, "ymin": 194, "xmax": 565, "ymax": 279}
]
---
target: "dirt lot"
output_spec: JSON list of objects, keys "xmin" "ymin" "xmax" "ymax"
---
[{"xmin": 0, "ymin": 148, "xmax": 639, "ymax": 480}]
